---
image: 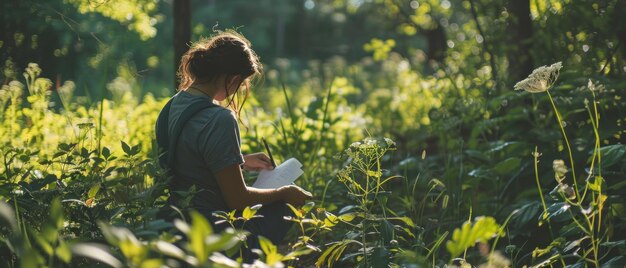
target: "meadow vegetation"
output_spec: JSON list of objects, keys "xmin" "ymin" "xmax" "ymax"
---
[{"xmin": 2, "ymin": 0, "xmax": 626, "ymax": 267}]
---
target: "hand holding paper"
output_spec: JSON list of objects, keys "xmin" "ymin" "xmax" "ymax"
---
[{"xmin": 252, "ymin": 158, "xmax": 304, "ymax": 189}]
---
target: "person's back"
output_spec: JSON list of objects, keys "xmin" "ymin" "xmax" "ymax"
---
[
  {"xmin": 167, "ymin": 90, "xmax": 241, "ymax": 214},
  {"xmin": 155, "ymin": 30, "xmax": 313, "ymax": 263}
]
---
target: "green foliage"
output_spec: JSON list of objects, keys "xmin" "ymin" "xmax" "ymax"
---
[
  {"xmin": 363, "ymin": 38, "xmax": 396, "ymax": 61},
  {"xmin": 446, "ymin": 216, "xmax": 501, "ymax": 259},
  {"xmin": 314, "ymin": 137, "xmax": 415, "ymax": 267},
  {"xmin": 2, "ymin": 0, "xmax": 626, "ymax": 266},
  {"xmin": 66, "ymin": 0, "xmax": 160, "ymax": 40}
]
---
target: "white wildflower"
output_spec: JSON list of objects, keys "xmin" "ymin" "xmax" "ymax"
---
[
  {"xmin": 364, "ymin": 138, "xmax": 377, "ymax": 146},
  {"xmin": 587, "ymin": 79, "xmax": 604, "ymax": 92},
  {"xmin": 350, "ymin": 141, "xmax": 362, "ymax": 148},
  {"xmin": 531, "ymin": 150, "xmax": 542, "ymax": 158},
  {"xmin": 514, "ymin": 62, "xmax": 562, "ymax": 93},
  {"xmin": 24, "ymin": 63, "xmax": 41, "ymax": 79},
  {"xmin": 58, "ymin": 81, "xmax": 75, "ymax": 98},
  {"xmin": 8, "ymin": 80, "xmax": 24, "ymax": 97},
  {"xmin": 107, "ymin": 76, "xmax": 133, "ymax": 100},
  {"xmin": 58, "ymin": 81, "xmax": 75, "ymax": 108},
  {"xmin": 587, "ymin": 79, "xmax": 595, "ymax": 91},
  {"xmin": 0, "ymin": 86, "xmax": 8, "ymax": 102},
  {"xmin": 32, "ymin": 78, "xmax": 52, "ymax": 96},
  {"xmin": 384, "ymin": 137, "xmax": 396, "ymax": 147}
]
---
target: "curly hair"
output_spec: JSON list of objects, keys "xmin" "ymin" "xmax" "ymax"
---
[{"xmin": 177, "ymin": 30, "xmax": 262, "ymax": 120}]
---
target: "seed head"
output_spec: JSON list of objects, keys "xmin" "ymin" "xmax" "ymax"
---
[{"xmin": 514, "ymin": 62, "xmax": 562, "ymax": 93}]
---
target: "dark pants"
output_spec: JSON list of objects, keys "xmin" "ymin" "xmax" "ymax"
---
[{"xmin": 210, "ymin": 202, "xmax": 294, "ymax": 263}]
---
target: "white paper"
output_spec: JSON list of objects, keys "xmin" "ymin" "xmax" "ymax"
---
[{"xmin": 252, "ymin": 158, "xmax": 304, "ymax": 189}]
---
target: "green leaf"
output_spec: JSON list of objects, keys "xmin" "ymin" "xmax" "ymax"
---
[
  {"xmin": 487, "ymin": 141, "xmax": 520, "ymax": 154},
  {"xmin": 302, "ymin": 201, "xmax": 315, "ymax": 214},
  {"xmin": 380, "ymin": 219, "xmax": 395, "ymax": 244},
  {"xmin": 102, "ymin": 146, "xmax": 111, "ymax": 158},
  {"xmin": 286, "ymin": 203, "xmax": 303, "ymax": 218},
  {"xmin": 283, "ymin": 248, "xmax": 314, "ymax": 260},
  {"xmin": 338, "ymin": 212, "xmax": 356, "ymax": 223},
  {"xmin": 242, "ymin": 206, "xmax": 257, "ymax": 221},
  {"xmin": 55, "ymin": 240, "xmax": 72, "ymax": 263},
  {"xmin": 131, "ymin": 144, "xmax": 141, "ymax": 155},
  {"xmin": 98, "ymin": 222, "xmax": 121, "ymax": 245},
  {"xmin": 189, "ymin": 211, "xmax": 213, "ymax": 263},
  {"xmin": 389, "ymin": 216, "xmax": 415, "ymax": 227},
  {"xmin": 324, "ymin": 211, "xmax": 338, "ymax": 228},
  {"xmin": 50, "ymin": 198, "xmax": 64, "ymax": 229},
  {"xmin": 139, "ymin": 259, "xmax": 162, "ymax": 268},
  {"xmin": 119, "ymin": 234, "xmax": 147, "ymax": 263},
  {"xmin": 21, "ymin": 248, "xmax": 45, "ymax": 268},
  {"xmin": 602, "ymin": 256, "xmax": 626, "ymax": 267},
  {"xmin": 544, "ymin": 202, "xmax": 571, "ymax": 222},
  {"xmin": 371, "ymin": 247, "xmax": 390, "ymax": 268},
  {"xmin": 0, "ymin": 201, "xmax": 17, "ymax": 232},
  {"xmin": 259, "ymin": 236, "xmax": 282, "ymax": 265},
  {"xmin": 203, "ymin": 229, "xmax": 241, "ymax": 253},
  {"xmin": 72, "ymin": 243, "xmax": 122, "ymax": 268},
  {"xmin": 41, "ymin": 225, "xmax": 59, "ymax": 244},
  {"xmin": 121, "ymin": 141, "xmax": 131, "ymax": 155},
  {"xmin": 153, "ymin": 241, "xmax": 185, "ymax": 260},
  {"xmin": 209, "ymin": 252, "xmax": 240, "ymax": 267},
  {"xmin": 510, "ymin": 202, "xmax": 541, "ymax": 230},
  {"xmin": 88, "ymin": 183, "xmax": 101, "ymax": 199},
  {"xmin": 259, "ymin": 235, "xmax": 276, "ymax": 255},
  {"xmin": 588, "ymin": 176, "xmax": 604, "ymax": 192},
  {"xmin": 563, "ymin": 236, "xmax": 588, "ymax": 253},
  {"xmin": 493, "ymin": 157, "xmax": 521, "ymax": 176},
  {"xmin": 33, "ymin": 230, "xmax": 54, "ymax": 255},
  {"xmin": 316, "ymin": 240, "xmax": 353, "ymax": 268},
  {"xmin": 600, "ymin": 240, "xmax": 626, "ymax": 250},
  {"xmin": 596, "ymin": 145, "xmax": 626, "ymax": 169},
  {"xmin": 59, "ymin": 143, "xmax": 70, "ymax": 152},
  {"xmin": 446, "ymin": 216, "xmax": 501, "ymax": 258}
]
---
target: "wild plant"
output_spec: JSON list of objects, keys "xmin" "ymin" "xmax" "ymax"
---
[
  {"xmin": 212, "ymin": 204, "xmax": 313, "ymax": 265},
  {"xmin": 276, "ymin": 201, "xmax": 350, "ymax": 266},
  {"xmin": 211, "ymin": 204, "xmax": 264, "ymax": 259},
  {"xmin": 514, "ymin": 62, "xmax": 615, "ymax": 266},
  {"xmin": 78, "ymin": 210, "xmax": 245, "ymax": 267},
  {"xmin": 0, "ymin": 198, "xmax": 72, "ymax": 267},
  {"xmin": 317, "ymin": 137, "xmax": 415, "ymax": 267}
]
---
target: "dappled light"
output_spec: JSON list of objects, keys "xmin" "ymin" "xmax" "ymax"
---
[{"xmin": 1, "ymin": 0, "xmax": 625, "ymax": 267}]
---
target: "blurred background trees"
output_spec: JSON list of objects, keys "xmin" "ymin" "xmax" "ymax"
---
[{"xmin": 2, "ymin": 0, "xmax": 624, "ymax": 97}]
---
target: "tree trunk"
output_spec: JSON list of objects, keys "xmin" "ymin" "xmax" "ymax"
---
[
  {"xmin": 507, "ymin": 0, "xmax": 533, "ymax": 82},
  {"xmin": 173, "ymin": 0, "xmax": 191, "ymax": 90},
  {"xmin": 425, "ymin": 24, "xmax": 446, "ymax": 63}
]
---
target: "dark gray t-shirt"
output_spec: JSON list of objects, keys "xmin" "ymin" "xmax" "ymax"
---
[{"xmin": 168, "ymin": 90, "xmax": 244, "ymax": 212}]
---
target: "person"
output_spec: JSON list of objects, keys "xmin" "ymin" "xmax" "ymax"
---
[{"xmin": 155, "ymin": 30, "xmax": 312, "ymax": 261}]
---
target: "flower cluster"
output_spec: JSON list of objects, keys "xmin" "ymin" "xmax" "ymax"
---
[
  {"xmin": 514, "ymin": 62, "xmax": 562, "ymax": 93},
  {"xmin": 349, "ymin": 137, "xmax": 396, "ymax": 150},
  {"xmin": 0, "ymin": 81, "xmax": 24, "ymax": 102}
]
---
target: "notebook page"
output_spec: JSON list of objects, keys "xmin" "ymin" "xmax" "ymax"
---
[{"xmin": 252, "ymin": 158, "xmax": 304, "ymax": 189}]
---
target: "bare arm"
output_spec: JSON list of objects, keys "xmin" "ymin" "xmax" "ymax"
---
[{"xmin": 214, "ymin": 164, "xmax": 312, "ymax": 210}]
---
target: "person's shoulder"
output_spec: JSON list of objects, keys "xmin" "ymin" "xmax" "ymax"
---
[{"xmin": 211, "ymin": 107, "xmax": 237, "ymax": 123}]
